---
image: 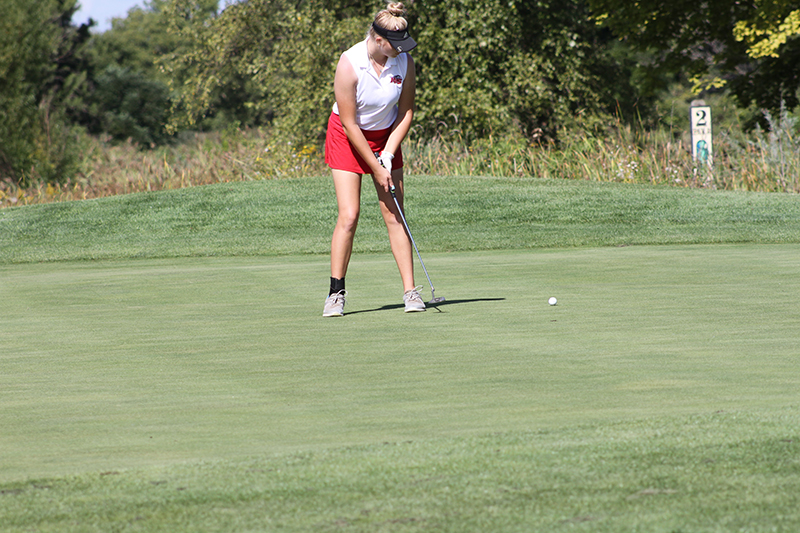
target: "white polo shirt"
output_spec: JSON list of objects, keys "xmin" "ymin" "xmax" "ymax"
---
[{"xmin": 332, "ymin": 39, "xmax": 409, "ymax": 131}]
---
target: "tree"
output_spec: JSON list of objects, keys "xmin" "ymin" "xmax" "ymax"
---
[
  {"xmin": 76, "ymin": 0, "xmax": 199, "ymax": 145},
  {"xmin": 88, "ymin": 0, "xmax": 180, "ymax": 82},
  {"xmin": 731, "ymin": 1, "xmax": 800, "ymax": 116},
  {"xmin": 733, "ymin": 1, "xmax": 800, "ymax": 59},
  {"xmin": 162, "ymin": 0, "xmax": 637, "ymax": 143},
  {"xmin": 85, "ymin": 66, "xmax": 171, "ymax": 146},
  {"xmin": 587, "ymin": 0, "xmax": 800, "ymax": 118},
  {"xmin": 412, "ymin": 0, "xmax": 638, "ymax": 140},
  {"xmin": 161, "ymin": 0, "xmax": 365, "ymax": 137},
  {"xmin": 0, "ymin": 0, "xmax": 91, "ymax": 185}
]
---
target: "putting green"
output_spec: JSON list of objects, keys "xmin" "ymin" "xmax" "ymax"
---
[{"xmin": 2, "ymin": 244, "xmax": 799, "ymax": 482}]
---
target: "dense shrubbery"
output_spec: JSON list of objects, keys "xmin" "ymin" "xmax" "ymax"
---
[
  {"xmin": 163, "ymin": 0, "xmax": 639, "ymax": 144},
  {"xmin": 0, "ymin": 0, "xmax": 90, "ymax": 186},
  {"xmin": 82, "ymin": 66, "xmax": 171, "ymax": 146},
  {"xmin": 1, "ymin": 0, "xmax": 799, "ymax": 190},
  {"xmin": 412, "ymin": 0, "xmax": 639, "ymax": 141}
]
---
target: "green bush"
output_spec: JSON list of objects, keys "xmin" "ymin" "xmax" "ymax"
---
[
  {"xmin": 162, "ymin": 0, "xmax": 638, "ymax": 145},
  {"xmin": 412, "ymin": 0, "xmax": 635, "ymax": 141},
  {"xmin": 161, "ymin": 0, "xmax": 363, "ymax": 140},
  {"xmin": 85, "ymin": 66, "xmax": 171, "ymax": 147},
  {"xmin": 0, "ymin": 0, "xmax": 88, "ymax": 185}
]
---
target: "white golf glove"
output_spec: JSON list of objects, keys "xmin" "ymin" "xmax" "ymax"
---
[{"xmin": 379, "ymin": 151, "xmax": 394, "ymax": 171}]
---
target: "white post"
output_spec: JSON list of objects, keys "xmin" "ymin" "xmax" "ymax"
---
[{"xmin": 690, "ymin": 100, "xmax": 713, "ymax": 166}]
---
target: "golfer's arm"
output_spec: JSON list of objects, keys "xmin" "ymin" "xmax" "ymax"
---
[
  {"xmin": 385, "ymin": 56, "xmax": 415, "ymax": 156},
  {"xmin": 334, "ymin": 57, "xmax": 385, "ymax": 175}
]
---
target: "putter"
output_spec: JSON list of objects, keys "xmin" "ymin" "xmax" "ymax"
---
[{"xmin": 389, "ymin": 184, "xmax": 445, "ymax": 305}]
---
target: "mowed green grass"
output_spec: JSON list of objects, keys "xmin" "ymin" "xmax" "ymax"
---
[
  {"xmin": 2, "ymin": 247, "xmax": 800, "ymax": 531},
  {"xmin": 2, "ymin": 176, "xmax": 800, "ymax": 531},
  {"xmin": 4, "ymin": 175, "xmax": 800, "ymax": 264}
]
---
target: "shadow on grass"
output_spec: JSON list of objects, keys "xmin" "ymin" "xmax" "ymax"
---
[{"xmin": 347, "ymin": 298, "xmax": 506, "ymax": 315}]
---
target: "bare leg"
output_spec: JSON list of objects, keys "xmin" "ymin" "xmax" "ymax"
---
[
  {"xmin": 372, "ymin": 168, "xmax": 416, "ymax": 292},
  {"xmin": 331, "ymin": 170, "xmax": 362, "ymax": 280}
]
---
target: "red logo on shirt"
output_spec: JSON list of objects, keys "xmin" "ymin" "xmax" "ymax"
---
[{"xmin": 390, "ymin": 75, "xmax": 403, "ymax": 85}]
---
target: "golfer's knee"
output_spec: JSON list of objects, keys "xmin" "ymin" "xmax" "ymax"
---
[
  {"xmin": 385, "ymin": 215, "xmax": 406, "ymax": 234},
  {"xmin": 337, "ymin": 209, "xmax": 360, "ymax": 232},
  {"xmin": 387, "ymin": 208, "xmax": 404, "ymax": 226}
]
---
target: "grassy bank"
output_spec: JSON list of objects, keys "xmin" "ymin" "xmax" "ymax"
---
[{"xmin": 3, "ymin": 175, "xmax": 800, "ymax": 264}]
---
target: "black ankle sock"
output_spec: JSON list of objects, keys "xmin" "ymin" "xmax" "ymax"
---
[{"xmin": 330, "ymin": 277, "xmax": 345, "ymax": 295}]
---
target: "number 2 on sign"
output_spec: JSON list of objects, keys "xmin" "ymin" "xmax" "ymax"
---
[{"xmin": 694, "ymin": 109, "xmax": 707, "ymax": 127}]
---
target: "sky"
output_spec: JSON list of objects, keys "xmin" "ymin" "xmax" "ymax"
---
[
  {"xmin": 73, "ymin": 0, "xmax": 147, "ymax": 32},
  {"xmin": 73, "ymin": 0, "xmax": 223, "ymax": 32}
]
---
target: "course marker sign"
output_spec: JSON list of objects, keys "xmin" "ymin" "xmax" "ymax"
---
[{"xmin": 690, "ymin": 100, "xmax": 712, "ymax": 166}]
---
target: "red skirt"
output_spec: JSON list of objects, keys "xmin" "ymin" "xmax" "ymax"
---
[{"xmin": 324, "ymin": 112, "xmax": 403, "ymax": 174}]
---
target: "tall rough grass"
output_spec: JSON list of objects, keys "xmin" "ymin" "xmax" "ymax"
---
[
  {"xmin": 406, "ymin": 105, "xmax": 800, "ymax": 193},
  {"xmin": 2, "ymin": 108, "xmax": 798, "ymax": 209},
  {"xmin": 0, "ymin": 128, "xmax": 327, "ymax": 208}
]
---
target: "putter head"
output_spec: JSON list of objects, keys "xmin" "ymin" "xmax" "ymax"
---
[{"xmin": 429, "ymin": 296, "xmax": 446, "ymax": 305}]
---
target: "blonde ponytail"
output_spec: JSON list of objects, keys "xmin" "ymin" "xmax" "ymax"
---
[{"xmin": 373, "ymin": 2, "xmax": 409, "ymax": 33}]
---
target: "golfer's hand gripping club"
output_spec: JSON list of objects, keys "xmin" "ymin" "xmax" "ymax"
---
[
  {"xmin": 379, "ymin": 151, "xmax": 394, "ymax": 171},
  {"xmin": 373, "ymin": 151, "xmax": 393, "ymax": 192}
]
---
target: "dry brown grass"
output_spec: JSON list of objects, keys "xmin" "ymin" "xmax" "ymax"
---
[
  {"xmin": 0, "ymin": 129, "xmax": 327, "ymax": 208},
  {"xmin": 2, "ymin": 119, "xmax": 797, "ymax": 209}
]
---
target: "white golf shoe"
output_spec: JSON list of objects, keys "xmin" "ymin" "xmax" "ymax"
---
[
  {"xmin": 403, "ymin": 286, "xmax": 426, "ymax": 313},
  {"xmin": 323, "ymin": 290, "xmax": 347, "ymax": 317}
]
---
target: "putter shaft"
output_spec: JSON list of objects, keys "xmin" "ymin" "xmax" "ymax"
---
[{"xmin": 389, "ymin": 185, "xmax": 441, "ymax": 303}]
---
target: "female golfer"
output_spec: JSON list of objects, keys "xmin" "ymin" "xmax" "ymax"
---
[{"xmin": 323, "ymin": 2, "xmax": 424, "ymax": 317}]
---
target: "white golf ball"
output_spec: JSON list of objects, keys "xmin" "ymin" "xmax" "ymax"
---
[{"xmin": 548, "ymin": 297, "xmax": 557, "ymax": 306}]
